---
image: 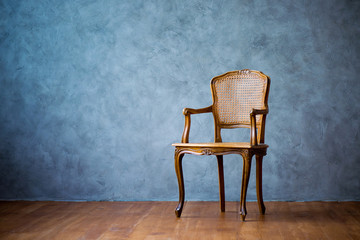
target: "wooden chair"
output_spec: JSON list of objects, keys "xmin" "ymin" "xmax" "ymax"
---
[{"xmin": 172, "ymin": 69, "xmax": 270, "ymax": 221}]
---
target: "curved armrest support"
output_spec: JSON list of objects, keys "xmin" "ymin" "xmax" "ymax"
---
[
  {"xmin": 181, "ymin": 105, "xmax": 213, "ymax": 143},
  {"xmin": 250, "ymin": 108, "xmax": 268, "ymax": 146}
]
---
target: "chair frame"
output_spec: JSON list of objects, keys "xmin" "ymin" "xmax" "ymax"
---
[{"xmin": 172, "ymin": 69, "xmax": 270, "ymax": 221}]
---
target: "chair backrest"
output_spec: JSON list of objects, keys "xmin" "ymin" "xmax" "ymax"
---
[{"xmin": 211, "ymin": 69, "xmax": 270, "ymax": 131}]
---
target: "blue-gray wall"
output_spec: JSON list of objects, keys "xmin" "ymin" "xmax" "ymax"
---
[{"xmin": 1, "ymin": 0, "xmax": 359, "ymax": 201}]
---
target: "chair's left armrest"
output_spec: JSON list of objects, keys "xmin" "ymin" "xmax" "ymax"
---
[
  {"xmin": 181, "ymin": 105, "xmax": 212, "ymax": 143},
  {"xmin": 250, "ymin": 108, "xmax": 268, "ymax": 146},
  {"xmin": 183, "ymin": 106, "xmax": 213, "ymax": 115}
]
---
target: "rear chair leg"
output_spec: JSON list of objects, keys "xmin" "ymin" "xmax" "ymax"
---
[
  {"xmin": 216, "ymin": 155, "xmax": 225, "ymax": 212},
  {"xmin": 256, "ymin": 155, "xmax": 266, "ymax": 214}
]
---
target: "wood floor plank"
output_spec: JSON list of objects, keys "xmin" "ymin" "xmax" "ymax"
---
[{"xmin": 0, "ymin": 201, "xmax": 359, "ymax": 239}]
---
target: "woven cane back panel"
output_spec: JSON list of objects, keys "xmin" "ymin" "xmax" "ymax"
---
[{"xmin": 212, "ymin": 70, "xmax": 267, "ymax": 126}]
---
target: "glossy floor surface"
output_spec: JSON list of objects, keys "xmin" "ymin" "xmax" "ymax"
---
[{"xmin": 0, "ymin": 201, "xmax": 359, "ymax": 239}]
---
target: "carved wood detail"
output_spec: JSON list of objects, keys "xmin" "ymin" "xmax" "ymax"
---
[{"xmin": 175, "ymin": 147, "xmax": 267, "ymax": 158}]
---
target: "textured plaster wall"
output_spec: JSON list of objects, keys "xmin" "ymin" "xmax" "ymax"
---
[{"xmin": 0, "ymin": 0, "xmax": 359, "ymax": 201}]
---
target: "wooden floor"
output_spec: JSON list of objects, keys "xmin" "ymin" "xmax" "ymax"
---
[{"xmin": 0, "ymin": 201, "xmax": 359, "ymax": 240}]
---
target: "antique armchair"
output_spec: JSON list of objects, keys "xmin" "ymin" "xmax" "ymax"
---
[{"xmin": 172, "ymin": 69, "xmax": 270, "ymax": 221}]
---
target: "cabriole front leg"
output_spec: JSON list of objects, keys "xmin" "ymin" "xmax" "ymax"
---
[
  {"xmin": 240, "ymin": 152, "xmax": 252, "ymax": 221},
  {"xmin": 174, "ymin": 149, "xmax": 185, "ymax": 217}
]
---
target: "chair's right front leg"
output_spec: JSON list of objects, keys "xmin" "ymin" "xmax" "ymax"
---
[
  {"xmin": 240, "ymin": 152, "xmax": 252, "ymax": 221},
  {"xmin": 174, "ymin": 149, "xmax": 185, "ymax": 217}
]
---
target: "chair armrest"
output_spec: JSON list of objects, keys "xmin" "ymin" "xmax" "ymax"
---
[
  {"xmin": 181, "ymin": 105, "xmax": 213, "ymax": 143},
  {"xmin": 183, "ymin": 105, "xmax": 213, "ymax": 115},
  {"xmin": 250, "ymin": 109, "xmax": 268, "ymax": 115},
  {"xmin": 250, "ymin": 108, "xmax": 268, "ymax": 146}
]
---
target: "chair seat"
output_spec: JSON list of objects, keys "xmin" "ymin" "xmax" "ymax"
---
[{"xmin": 172, "ymin": 142, "xmax": 268, "ymax": 149}]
